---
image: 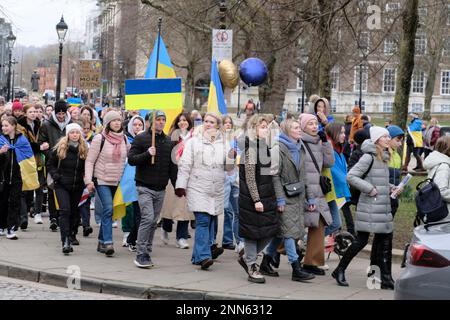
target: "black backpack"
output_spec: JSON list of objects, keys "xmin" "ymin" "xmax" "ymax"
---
[
  {"xmin": 349, "ymin": 155, "xmax": 374, "ymax": 206},
  {"xmin": 414, "ymin": 163, "xmax": 450, "ymax": 226}
]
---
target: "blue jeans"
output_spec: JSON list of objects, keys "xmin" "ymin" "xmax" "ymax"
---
[
  {"xmin": 79, "ymin": 197, "xmax": 91, "ymax": 227},
  {"xmin": 96, "ymin": 185, "xmax": 117, "ymax": 245},
  {"xmin": 176, "ymin": 220, "xmax": 189, "ymax": 240},
  {"xmin": 325, "ymin": 200, "xmax": 342, "ymax": 237},
  {"xmin": 94, "ymin": 192, "xmax": 102, "ymax": 224},
  {"xmin": 266, "ymin": 237, "xmax": 298, "ymax": 264},
  {"xmin": 192, "ymin": 212, "xmax": 217, "ymax": 264},
  {"xmin": 222, "ymin": 173, "xmax": 241, "ymax": 245}
]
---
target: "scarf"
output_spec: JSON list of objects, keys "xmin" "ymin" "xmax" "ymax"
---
[
  {"xmin": 279, "ymin": 133, "xmax": 301, "ymax": 168},
  {"xmin": 102, "ymin": 130, "xmax": 124, "ymax": 161}
]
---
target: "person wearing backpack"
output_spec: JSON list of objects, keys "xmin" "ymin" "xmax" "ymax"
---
[
  {"xmin": 332, "ymin": 126, "xmax": 396, "ymax": 290},
  {"xmin": 423, "ymin": 136, "xmax": 450, "ymax": 223}
]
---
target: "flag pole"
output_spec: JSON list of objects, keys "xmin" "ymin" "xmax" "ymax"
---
[{"xmin": 151, "ymin": 17, "xmax": 162, "ymax": 165}]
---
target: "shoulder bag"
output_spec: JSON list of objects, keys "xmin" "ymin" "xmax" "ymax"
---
[{"xmin": 303, "ymin": 142, "xmax": 332, "ymax": 195}]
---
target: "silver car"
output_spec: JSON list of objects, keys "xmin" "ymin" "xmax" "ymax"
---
[{"xmin": 395, "ymin": 221, "xmax": 450, "ymax": 299}]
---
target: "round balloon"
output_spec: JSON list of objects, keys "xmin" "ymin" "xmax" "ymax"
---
[
  {"xmin": 218, "ymin": 60, "xmax": 239, "ymax": 89},
  {"xmin": 239, "ymin": 58, "xmax": 268, "ymax": 87}
]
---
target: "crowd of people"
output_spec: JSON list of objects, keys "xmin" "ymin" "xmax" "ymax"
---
[{"xmin": 1, "ymin": 94, "xmax": 450, "ymax": 291}]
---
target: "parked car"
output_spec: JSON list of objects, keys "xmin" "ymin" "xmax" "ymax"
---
[
  {"xmin": 43, "ymin": 89, "xmax": 55, "ymax": 101},
  {"xmin": 14, "ymin": 87, "xmax": 27, "ymax": 98},
  {"xmin": 395, "ymin": 221, "xmax": 450, "ymax": 300}
]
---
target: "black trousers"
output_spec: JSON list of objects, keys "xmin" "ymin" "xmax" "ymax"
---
[
  {"xmin": 0, "ymin": 180, "xmax": 22, "ymax": 231},
  {"xmin": 341, "ymin": 202, "xmax": 355, "ymax": 236},
  {"xmin": 126, "ymin": 201, "xmax": 141, "ymax": 246},
  {"xmin": 54, "ymin": 186, "xmax": 83, "ymax": 242},
  {"xmin": 48, "ymin": 188, "xmax": 58, "ymax": 221}
]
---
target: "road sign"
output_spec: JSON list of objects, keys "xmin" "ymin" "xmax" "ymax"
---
[
  {"xmin": 79, "ymin": 60, "xmax": 102, "ymax": 89},
  {"xmin": 212, "ymin": 29, "xmax": 233, "ymax": 61}
]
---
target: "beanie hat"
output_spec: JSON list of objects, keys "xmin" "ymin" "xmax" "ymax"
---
[
  {"xmin": 54, "ymin": 100, "xmax": 68, "ymax": 114},
  {"xmin": 370, "ymin": 126, "xmax": 390, "ymax": 144},
  {"xmin": 103, "ymin": 110, "xmax": 122, "ymax": 129},
  {"xmin": 65, "ymin": 123, "xmax": 83, "ymax": 136},
  {"xmin": 12, "ymin": 100, "xmax": 23, "ymax": 112},
  {"xmin": 298, "ymin": 113, "xmax": 317, "ymax": 131},
  {"xmin": 353, "ymin": 128, "xmax": 370, "ymax": 145},
  {"xmin": 386, "ymin": 125, "xmax": 404, "ymax": 139}
]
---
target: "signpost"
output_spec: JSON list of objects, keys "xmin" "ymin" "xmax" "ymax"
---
[{"xmin": 212, "ymin": 29, "xmax": 233, "ymax": 62}]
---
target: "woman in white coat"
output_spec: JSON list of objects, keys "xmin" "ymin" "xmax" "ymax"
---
[{"xmin": 175, "ymin": 112, "xmax": 235, "ymax": 270}]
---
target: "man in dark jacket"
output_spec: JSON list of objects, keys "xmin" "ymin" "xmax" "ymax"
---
[
  {"xmin": 128, "ymin": 110, "xmax": 177, "ymax": 268},
  {"xmin": 38, "ymin": 100, "xmax": 72, "ymax": 231}
]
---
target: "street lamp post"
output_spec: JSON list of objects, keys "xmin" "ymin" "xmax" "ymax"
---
[
  {"xmin": 6, "ymin": 30, "xmax": 16, "ymax": 102},
  {"xmin": 359, "ymin": 63, "xmax": 363, "ymax": 111},
  {"xmin": 55, "ymin": 16, "xmax": 68, "ymax": 101},
  {"xmin": 71, "ymin": 64, "xmax": 75, "ymax": 95}
]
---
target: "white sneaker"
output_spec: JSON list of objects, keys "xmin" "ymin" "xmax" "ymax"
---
[
  {"xmin": 112, "ymin": 220, "xmax": 118, "ymax": 228},
  {"xmin": 176, "ymin": 238, "xmax": 189, "ymax": 249},
  {"xmin": 7, "ymin": 230, "xmax": 18, "ymax": 240},
  {"xmin": 318, "ymin": 264, "xmax": 330, "ymax": 271},
  {"xmin": 160, "ymin": 226, "xmax": 169, "ymax": 245},
  {"xmin": 122, "ymin": 232, "xmax": 130, "ymax": 247},
  {"xmin": 0, "ymin": 229, "xmax": 5, "ymax": 236},
  {"xmin": 34, "ymin": 214, "xmax": 43, "ymax": 224}
]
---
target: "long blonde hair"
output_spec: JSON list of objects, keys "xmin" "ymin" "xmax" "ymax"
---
[
  {"xmin": 375, "ymin": 143, "xmax": 390, "ymax": 162},
  {"xmin": 53, "ymin": 133, "xmax": 88, "ymax": 160}
]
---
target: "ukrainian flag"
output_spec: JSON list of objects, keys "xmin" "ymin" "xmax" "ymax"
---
[
  {"xmin": 145, "ymin": 35, "xmax": 176, "ymax": 79},
  {"xmin": 207, "ymin": 59, "xmax": 227, "ymax": 114},
  {"xmin": 67, "ymin": 97, "xmax": 82, "ymax": 107},
  {"xmin": 0, "ymin": 135, "xmax": 39, "ymax": 191},
  {"xmin": 113, "ymin": 163, "xmax": 138, "ymax": 221}
]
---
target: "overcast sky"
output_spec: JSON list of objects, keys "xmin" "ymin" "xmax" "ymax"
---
[{"xmin": 0, "ymin": 0, "xmax": 98, "ymax": 47}]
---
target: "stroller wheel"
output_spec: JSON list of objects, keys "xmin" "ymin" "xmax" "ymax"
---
[{"xmin": 334, "ymin": 231, "xmax": 355, "ymax": 256}]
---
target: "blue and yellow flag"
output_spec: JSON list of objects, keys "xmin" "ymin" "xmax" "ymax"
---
[
  {"xmin": 67, "ymin": 97, "xmax": 82, "ymax": 107},
  {"xmin": 145, "ymin": 35, "xmax": 177, "ymax": 79},
  {"xmin": 0, "ymin": 135, "xmax": 39, "ymax": 191},
  {"xmin": 113, "ymin": 163, "xmax": 138, "ymax": 220},
  {"xmin": 207, "ymin": 59, "xmax": 227, "ymax": 114}
]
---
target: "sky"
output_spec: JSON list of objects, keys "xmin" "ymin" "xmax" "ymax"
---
[{"xmin": 0, "ymin": 0, "xmax": 98, "ymax": 47}]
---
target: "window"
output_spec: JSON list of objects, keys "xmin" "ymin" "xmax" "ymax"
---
[
  {"xmin": 415, "ymin": 32, "xmax": 427, "ymax": 55},
  {"xmin": 383, "ymin": 102, "xmax": 393, "ymax": 113},
  {"xmin": 331, "ymin": 67, "xmax": 339, "ymax": 90},
  {"xmin": 412, "ymin": 71, "xmax": 425, "ymax": 94},
  {"xmin": 354, "ymin": 100, "xmax": 366, "ymax": 113},
  {"xmin": 354, "ymin": 66, "xmax": 368, "ymax": 92},
  {"xmin": 383, "ymin": 68, "xmax": 396, "ymax": 92},
  {"xmin": 359, "ymin": 32, "xmax": 370, "ymax": 55},
  {"xmin": 296, "ymin": 68, "xmax": 304, "ymax": 90},
  {"xmin": 384, "ymin": 37, "xmax": 397, "ymax": 54},
  {"xmin": 411, "ymin": 103, "xmax": 424, "ymax": 113},
  {"xmin": 443, "ymin": 37, "xmax": 450, "ymax": 57},
  {"xmin": 418, "ymin": 7, "xmax": 427, "ymax": 24},
  {"xmin": 330, "ymin": 99, "xmax": 337, "ymax": 113},
  {"xmin": 385, "ymin": 2, "xmax": 400, "ymax": 23},
  {"xmin": 442, "ymin": 70, "xmax": 450, "ymax": 95},
  {"xmin": 441, "ymin": 105, "xmax": 450, "ymax": 113}
]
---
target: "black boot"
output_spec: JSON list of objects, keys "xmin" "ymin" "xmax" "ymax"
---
[
  {"xmin": 291, "ymin": 260, "xmax": 315, "ymax": 282},
  {"xmin": 332, "ymin": 238, "xmax": 364, "ymax": 287},
  {"xmin": 62, "ymin": 237, "xmax": 72, "ymax": 255},
  {"xmin": 259, "ymin": 253, "xmax": 279, "ymax": 277},
  {"xmin": 270, "ymin": 252, "xmax": 280, "ymax": 269},
  {"xmin": 70, "ymin": 234, "xmax": 80, "ymax": 246},
  {"xmin": 379, "ymin": 234, "xmax": 395, "ymax": 290}
]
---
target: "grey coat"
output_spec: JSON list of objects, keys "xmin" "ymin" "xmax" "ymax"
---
[
  {"xmin": 272, "ymin": 141, "xmax": 306, "ymax": 239},
  {"xmin": 301, "ymin": 133, "xmax": 334, "ymax": 227},
  {"xmin": 347, "ymin": 140, "xmax": 393, "ymax": 234}
]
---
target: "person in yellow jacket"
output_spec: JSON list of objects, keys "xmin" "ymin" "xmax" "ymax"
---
[{"xmin": 402, "ymin": 113, "xmax": 425, "ymax": 172}]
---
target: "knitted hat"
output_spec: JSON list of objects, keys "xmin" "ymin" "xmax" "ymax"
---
[
  {"xmin": 65, "ymin": 123, "xmax": 83, "ymax": 136},
  {"xmin": 12, "ymin": 100, "xmax": 23, "ymax": 113},
  {"xmin": 353, "ymin": 128, "xmax": 370, "ymax": 145},
  {"xmin": 386, "ymin": 125, "xmax": 404, "ymax": 139},
  {"xmin": 370, "ymin": 126, "xmax": 390, "ymax": 143},
  {"xmin": 298, "ymin": 113, "xmax": 317, "ymax": 131},
  {"xmin": 103, "ymin": 110, "xmax": 122, "ymax": 129},
  {"xmin": 54, "ymin": 100, "xmax": 68, "ymax": 114}
]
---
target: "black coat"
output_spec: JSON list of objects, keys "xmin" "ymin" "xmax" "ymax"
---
[
  {"xmin": 238, "ymin": 137, "xmax": 278, "ymax": 240},
  {"xmin": 38, "ymin": 115, "xmax": 72, "ymax": 154},
  {"xmin": 0, "ymin": 134, "xmax": 22, "ymax": 184},
  {"xmin": 128, "ymin": 129, "xmax": 177, "ymax": 191},
  {"xmin": 48, "ymin": 144, "xmax": 85, "ymax": 191}
]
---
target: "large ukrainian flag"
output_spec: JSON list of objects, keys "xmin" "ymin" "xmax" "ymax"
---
[
  {"xmin": 145, "ymin": 35, "xmax": 176, "ymax": 79},
  {"xmin": 0, "ymin": 135, "xmax": 39, "ymax": 191},
  {"xmin": 207, "ymin": 59, "xmax": 227, "ymax": 114},
  {"xmin": 113, "ymin": 162, "xmax": 138, "ymax": 220}
]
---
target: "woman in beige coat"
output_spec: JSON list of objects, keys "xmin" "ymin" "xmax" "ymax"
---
[
  {"xmin": 175, "ymin": 112, "xmax": 235, "ymax": 270},
  {"xmin": 160, "ymin": 112, "xmax": 195, "ymax": 249}
]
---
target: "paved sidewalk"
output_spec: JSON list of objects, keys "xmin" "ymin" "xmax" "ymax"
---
[{"xmin": 0, "ymin": 220, "xmax": 400, "ymax": 300}]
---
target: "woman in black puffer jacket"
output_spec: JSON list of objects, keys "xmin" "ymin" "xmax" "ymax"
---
[{"xmin": 48, "ymin": 123, "xmax": 87, "ymax": 254}]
